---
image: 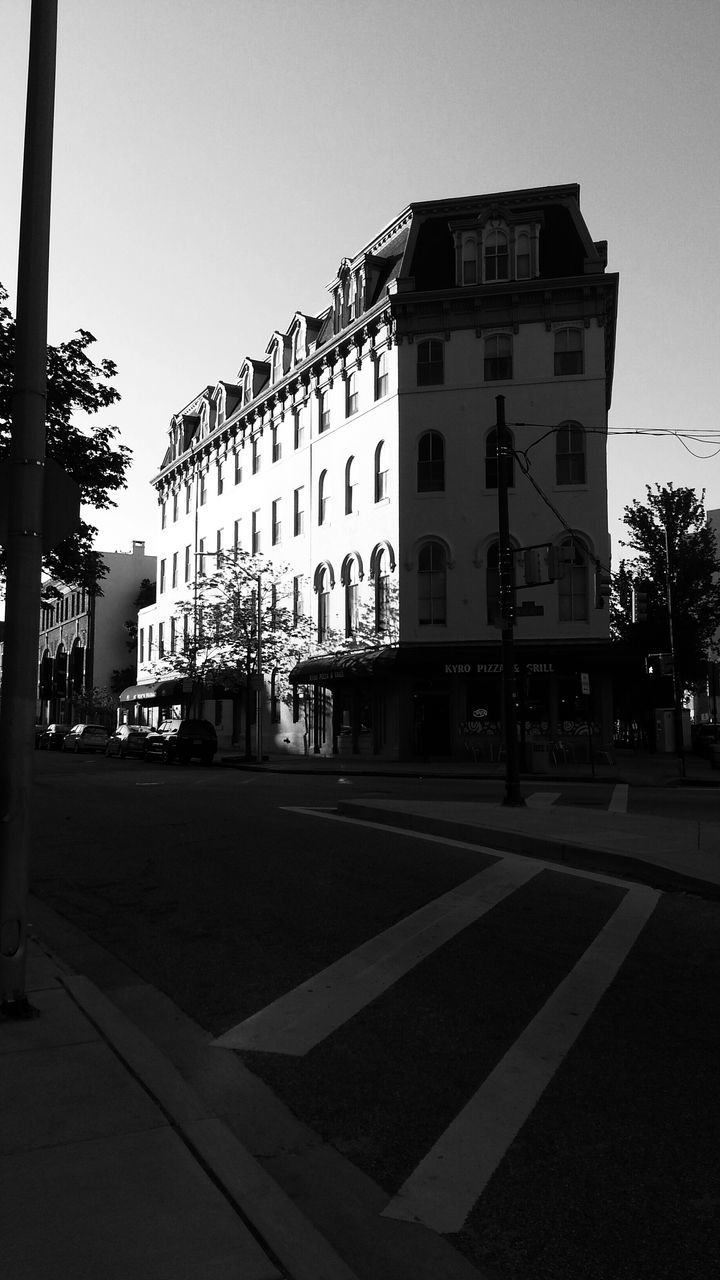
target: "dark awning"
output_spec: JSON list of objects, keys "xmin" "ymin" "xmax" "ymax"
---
[
  {"xmin": 119, "ymin": 676, "xmax": 193, "ymax": 704},
  {"xmin": 290, "ymin": 647, "xmax": 398, "ymax": 684}
]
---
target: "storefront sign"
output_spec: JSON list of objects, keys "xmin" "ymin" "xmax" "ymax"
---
[{"xmin": 444, "ymin": 662, "xmax": 555, "ymax": 675}]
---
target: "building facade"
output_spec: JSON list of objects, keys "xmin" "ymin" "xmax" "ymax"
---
[
  {"xmin": 133, "ymin": 184, "xmax": 619, "ymax": 762},
  {"xmin": 37, "ymin": 540, "xmax": 155, "ymax": 727}
]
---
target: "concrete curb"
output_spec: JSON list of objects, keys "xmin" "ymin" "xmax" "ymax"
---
[
  {"xmin": 335, "ymin": 803, "xmax": 720, "ymax": 901},
  {"xmin": 61, "ymin": 973, "xmax": 363, "ymax": 1280}
]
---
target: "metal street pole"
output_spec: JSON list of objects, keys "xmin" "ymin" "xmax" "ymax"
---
[
  {"xmin": 663, "ymin": 520, "xmax": 685, "ymax": 778},
  {"xmin": 256, "ymin": 574, "xmax": 263, "ymax": 763},
  {"xmin": 0, "ymin": 1, "xmax": 58, "ymax": 1014},
  {"xmin": 495, "ymin": 396, "xmax": 524, "ymax": 807}
]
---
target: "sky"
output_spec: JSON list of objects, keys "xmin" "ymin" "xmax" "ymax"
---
[{"xmin": 3, "ymin": 0, "xmax": 720, "ymax": 564}]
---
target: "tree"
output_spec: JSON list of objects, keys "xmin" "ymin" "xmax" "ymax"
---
[
  {"xmin": 0, "ymin": 283, "xmax": 131, "ymax": 591},
  {"xmin": 612, "ymin": 484, "xmax": 720, "ymax": 695},
  {"xmin": 123, "ymin": 577, "xmax": 156, "ymax": 653},
  {"xmin": 148, "ymin": 547, "xmax": 398, "ymax": 757}
]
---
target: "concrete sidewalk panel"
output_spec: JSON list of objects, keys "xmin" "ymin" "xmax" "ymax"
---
[{"xmin": 0, "ymin": 1126, "xmax": 280, "ymax": 1280}]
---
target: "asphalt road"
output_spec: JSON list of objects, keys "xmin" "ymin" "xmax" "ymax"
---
[{"xmin": 28, "ymin": 752, "xmax": 720, "ymax": 1280}]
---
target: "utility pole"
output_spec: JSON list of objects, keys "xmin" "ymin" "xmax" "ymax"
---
[
  {"xmin": 496, "ymin": 396, "xmax": 524, "ymax": 806},
  {"xmin": 663, "ymin": 520, "xmax": 685, "ymax": 778},
  {"xmin": 0, "ymin": 1, "xmax": 58, "ymax": 1015}
]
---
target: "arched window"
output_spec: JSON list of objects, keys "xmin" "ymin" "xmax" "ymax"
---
[
  {"xmin": 417, "ymin": 339, "xmax": 444, "ymax": 386},
  {"xmin": 556, "ymin": 422, "xmax": 586, "ymax": 485},
  {"xmin": 417, "ymin": 431, "xmax": 445, "ymax": 492},
  {"xmin": 484, "ymin": 228, "xmax": 509, "ymax": 281},
  {"xmin": 418, "ymin": 541, "xmax": 447, "ymax": 625},
  {"xmin": 554, "ymin": 327, "xmax": 584, "ymax": 376},
  {"xmin": 344, "ymin": 557, "xmax": 360, "ymax": 637},
  {"xmin": 375, "ymin": 546, "xmax": 390, "ymax": 634},
  {"xmin": 318, "ymin": 469, "xmax": 329, "ymax": 525},
  {"xmin": 345, "ymin": 456, "xmax": 356, "ymax": 514},
  {"xmin": 558, "ymin": 537, "xmax": 589, "ymax": 621},
  {"xmin": 375, "ymin": 441, "xmax": 388, "ymax": 501},
  {"xmin": 317, "ymin": 566, "xmax": 331, "ymax": 641},
  {"xmin": 484, "ymin": 334, "xmax": 512, "ymax": 381},
  {"xmin": 485, "ymin": 428, "xmax": 515, "ymax": 489}
]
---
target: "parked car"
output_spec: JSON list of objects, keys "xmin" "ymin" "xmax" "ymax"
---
[
  {"xmin": 40, "ymin": 723, "xmax": 72, "ymax": 751},
  {"xmin": 143, "ymin": 719, "xmax": 217, "ymax": 765},
  {"xmin": 62, "ymin": 723, "xmax": 109, "ymax": 754},
  {"xmin": 105, "ymin": 725, "xmax": 150, "ymax": 759}
]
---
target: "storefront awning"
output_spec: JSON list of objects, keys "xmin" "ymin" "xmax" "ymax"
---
[
  {"xmin": 119, "ymin": 676, "xmax": 193, "ymax": 704},
  {"xmin": 290, "ymin": 647, "xmax": 398, "ymax": 684}
]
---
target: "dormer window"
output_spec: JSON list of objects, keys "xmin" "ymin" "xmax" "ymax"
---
[
  {"xmin": 515, "ymin": 232, "xmax": 531, "ymax": 280},
  {"xmin": 484, "ymin": 228, "xmax": 509, "ymax": 282},
  {"xmin": 462, "ymin": 235, "xmax": 478, "ymax": 285},
  {"xmin": 243, "ymin": 370, "xmax": 253, "ymax": 405}
]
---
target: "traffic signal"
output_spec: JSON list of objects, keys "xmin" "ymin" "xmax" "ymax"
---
[
  {"xmin": 632, "ymin": 581, "xmax": 649, "ymax": 623},
  {"xmin": 595, "ymin": 561, "xmax": 612, "ymax": 608}
]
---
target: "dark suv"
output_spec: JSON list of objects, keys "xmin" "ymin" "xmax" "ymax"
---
[{"xmin": 143, "ymin": 719, "xmax": 217, "ymax": 765}]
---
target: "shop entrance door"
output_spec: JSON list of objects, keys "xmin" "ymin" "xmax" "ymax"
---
[{"xmin": 413, "ymin": 690, "xmax": 452, "ymax": 757}]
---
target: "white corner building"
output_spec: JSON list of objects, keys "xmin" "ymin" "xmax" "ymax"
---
[{"xmin": 131, "ymin": 184, "xmax": 619, "ymax": 763}]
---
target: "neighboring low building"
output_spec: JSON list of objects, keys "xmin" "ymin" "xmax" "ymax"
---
[
  {"xmin": 132, "ymin": 183, "xmax": 619, "ymax": 762},
  {"xmin": 36, "ymin": 540, "xmax": 155, "ymax": 727}
]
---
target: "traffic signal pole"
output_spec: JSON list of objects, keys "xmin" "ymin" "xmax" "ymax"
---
[
  {"xmin": 0, "ymin": 1, "xmax": 58, "ymax": 1014},
  {"xmin": 496, "ymin": 396, "xmax": 524, "ymax": 807}
]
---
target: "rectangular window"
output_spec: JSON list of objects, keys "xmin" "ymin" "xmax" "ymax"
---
[
  {"xmin": 185, "ymin": 482, "xmax": 192, "ymax": 514},
  {"xmin": 170, "ymin": 617, "xmax": 176, "ymax": 654},
  {"xmin": 198, "ymin": 537, "xmax": 206, "ymax": 576},
  {"xmin": 484, "ymin": 334, "xmax": 513, "ymax": 381},
  {"xmin": 159, "ymin": 559, "xmax": 166, "ymax": 594},
  {"xmin": 161, "ymin": 502, "xmax": 167, "ymax": 529},
  {"xmin": 252, "ymin": 510, "xmax": 261, "ymax": 554},
  {"xmin": 173, "ymin": 491, "xmax": 179, "ymax": 523},
  {"xmin": 139, "ymin": 628, "xmax": 144, "ymax": 663},
  {"xmin": 217, "ymin": 461, "xmax": 224, "ymax": 495},
  {"xmin": 272, "ymin": 425, "xmax": 282, "ymax": 463},
  {"xmin": 293, "ymin": 576, "xmax": 303, "ymax": 626},
  {"xmin": 216, "ymin": 529, "xmax": 223, "ymax": 561},
  {"xmin": 171, "ymin": 551, "xmax": 178, "ymax": 589},
  {"xmin": 554, "ymin": 328, "xmax": 584, "ymax": 376},
  {"xmin": 200, "ymin": 472, "xmax": 207, "ymax": 505},
  {"xmin": 148, "ymin": 624, "xmax": 154, "ymax": 660},
  {"xmin": 345, "ymin": 371, "xmax": 358, "ymax": 417},
  {"xmin": 417, "ymin": 339, "xmax": 444, "ymax": 386},
  {"xmin": 272, "ymin": 499, "xmax": 281, "ymax": 545},
  {"xmin": 158, "ymin": 622, "xmax": 165, "ymax": 658},
  {"xmin": 319, "ymin": 390, "xmax": 330, "ymax": 433},
  {"xmin": 252, "ymin": 437, "xmax": 260, "ymax": 474},
  {"xmin": 293, "ymin": 408, "xmax": 305, "ymax": 450},
  {"xmin": 375, "ymin": 351, "xmax": 389, "ymax": 400},
  {"xmin": 184, "ymin": 544, "xmax": 191, "ymax": 583},
  {"xmin": 293, "ymin": 487, "xmax": 305, "ymax": 536},
  {"xmin": 183, "ymin": 613, "xmax": 189, "ymax": 652},
  {"xmin": 233, "ymin": 519, "xmax": 241, "ymax": 552},
  {"xmin": 234, "ymin": 451, "xmax": 242, "ymax": 485}
]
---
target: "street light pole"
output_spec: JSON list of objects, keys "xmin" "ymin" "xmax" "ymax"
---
[
  {"xmin": 496, "ymin": 396, "xmax": 524, "ymax": 807},
  {"xmin": 0, "ymin": 1, "xmax": 58, "ymax": 1013},
  {"xmin": 256, "ymin": 573, "xmax": 263, "ymax": 763},
  {"xmin": 663, "ymin": 520, "xmax": 685, "ymax": 778}
]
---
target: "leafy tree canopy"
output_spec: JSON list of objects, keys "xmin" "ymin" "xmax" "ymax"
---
[
  {"xmin": 0, "ymin": 283, "xmax": 131, "ymax": 591},
  {"xmin": 612, "ymin": 483, "xmax": 720, "ymax": 689}
]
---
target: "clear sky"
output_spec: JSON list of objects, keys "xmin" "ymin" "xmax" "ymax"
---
[{"xmin": 3, "ymin": 0, "xmax": 719, "ymax": 563}]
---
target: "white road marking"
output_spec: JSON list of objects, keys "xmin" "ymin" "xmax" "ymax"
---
[
  {"xmin": 382, "ymin": 884, "xmax": 659, "ymax": 1234},
  {"xmin": 212, "ymin": 858, "xmax": 542, "ymax": 1055},
  {"xmin": 526, "ymin": 792, "xmax": 561, "ymax": 808},
  {"xmin": 609, "ymin": 783, "xmax": 629, "ymax": 813},
  {"xmin": 279, "ymin": 807, "xmax": 654, "ymax": 893}
]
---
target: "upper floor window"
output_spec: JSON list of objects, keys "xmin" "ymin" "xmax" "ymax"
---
[
  {"xmin": 252, "ymin": 436, "xmax": 261, "ymax": 474},
  {"xmin": 554, "ymin": 327, "xmax": 584, "ymax": 376},
  {"xmin": 217, "ymin": 461, "xmax": 224, "ymax": 495},
  {"xmin": 462, "ymin": 234, "xmax": 478, "ymax": 285},
  {"xmin": 417, "ymin": 431, "xmax": 445, "ymax": 492},
  {"xmin": 185, "ymin": 482, "xmax": 192, "ymax": 514},
  {"xmin": 319, "ymin": 389, "xmax": 330, "ymax": 433},
  {"xmin": 374, "ymin": 546, "xmax": 391, "ymax": 634},
  {"xmin": 161, "ymin": 500, "xmax": 167, "ymax": 530},
  {"xmin": 556, "ymin": 422, "xmax": 586, "ymax": 485},
  {"xmin": 171, "ymin": 551, "xmax": 178, "ymax": 589},
  {"xmin": 345, "ymin": 370, "xmax": 359, "ymax": 417},
  {"xmin": 344, "ymin": 557, "xmax": 360, "ymax": 637},
  {"xmin": 484, "ymin": 333, "xmax": 512, "ymax": 381},
  {"xmin": 199, "ymin": 472, "xmax": 207, "ymax": 506},
  {"xmin": 375, "ymin": 441, "xmax": 388, "ymax": 502},
  {"xmin": 417, "ymin": 339, "xmax": 444, "ymax": 387},
  {"xmin": 317, "ymin": 566, "xmax": 331, "ymax": 642},
  {"xmin": 484, "ymin": 228, "xmax": 509, "ymax": 281},
  {"xmin": 198, "ymin": 538, "xmax": 206, "ymax": 577},
  {"xmin": 485, "ymin": 428, "xmax": 515, "ymax": 489},
  {"xmin": 318, "ymin": 470, "xmax": 329, "ymax": 525},
  {"xmin": 345, "ymin": 456, "xmax": 357, "ymax": 515},
  {"xmin": 272, "ymin": 499, "xmax": 282, "ymax": 546},
  {"xmin": 243, "ymin": 372, "xmax": 253, "ymax": 405},
  {"xmin": 418, "ymin": 541, "xmax": 447, "ymax": 625},
  {"xmin": 558, "ymin": 537, "xmax": 589, "ymax": 621},
  {"xmin": 159, "ymin": 559, "xmax": 166, "ymax": 594},
  {"xmin": 271, "ymin": 344, "xmax": 282, "ymax": 384},
  {"xmin": 234, "ymin": 451, "xmax": 242, "ymax": 485},
  {"xmin": 515, "ymin": 232, "xmax": 531, "ymax": 280},
  {"xmin": 172, "ymin": 491, "xmax": 179, "ymax": 523},
  {"xmin": 293, "ymin": 575, "xmax": 304, "ymax": 626},
  {"xmin": 184, "ymin": 544, "xmax": 191, "ymax": 582},
  {"xmin": 272, "ymin": 424, "xmax": 282, "ymax": 463},
  {"xmin": 293, "ymin": 407, "xmax": 305, "ymax": 450},
  {"xmin": 294, "ymin": 486, "xmax": 305, "ymax": 536},
  {"xmin": 251, "ymin": 510, "xmax": 261, "ymax": 554},
  {"xmin": 374, "ymin": 350, "xmax": 389, "ymax": 400}
]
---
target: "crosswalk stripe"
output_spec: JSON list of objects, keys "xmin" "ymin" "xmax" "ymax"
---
[
  {"xmin": 381, "ymin": 884, "xmax": 659, "ymax": 1234},
  {"xmin": 212, "ymin": 858, "xmax": 542, "ymax": 1056}
]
